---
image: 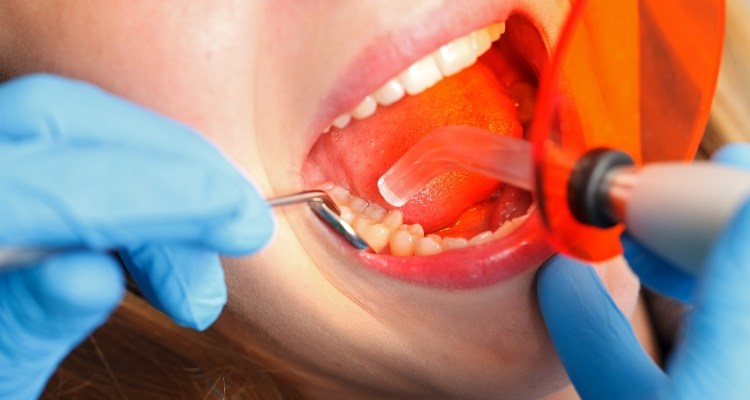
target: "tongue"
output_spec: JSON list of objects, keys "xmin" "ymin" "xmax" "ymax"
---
[{"xmin": 309, "ymin": 54, "xmax": 523, "ymax": 233}]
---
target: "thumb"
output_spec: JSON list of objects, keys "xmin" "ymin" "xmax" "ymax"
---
[
  {"xmin": 0, "ymin": 253, "xmax": 124, "ymax": 399},
  {"xmin": 537, "ymin": 256, "xmax": 666, "ymax": 399}
]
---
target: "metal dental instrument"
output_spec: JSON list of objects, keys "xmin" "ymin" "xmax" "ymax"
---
[
  {"xmin": 0, "ymin": 190, "xmax": 370, "ymax": 270},
  {"xmin": 267, "ymin": 190, "xmax": 371, "ymax": 251}
]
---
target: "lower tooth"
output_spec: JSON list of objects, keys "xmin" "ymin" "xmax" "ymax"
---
[
  {"xmin": 330, "ymin": 187, "xmax": 352, "ymax": 205},
  {"xmin": 442, "ymin": 237, "xmax": 469, "ymax": 250},
  {"xmin": 338, "ymin": 205, "xmax": 355, "ymax": 224},
  {"xmin": 323, "ymin": 182, "xmax": 533, "ymax": 256},
  {"xmin": 407, "ymin": 224, "xmax": 425, "ymax": 237},
  {"xmin": 427, "ymin": 233, "xmax": 443, "ymax": 244},
  {"xmin": 353, "ymin": 217, "xmax": 373, "ymax": 237},
  {"xmin": 414, "ymin": 236, "xmax": 443, "ymax": 256},
  {"xmin": 468, "ymin": 231, "xmax": 494, "ymax": 246},
  {"xmin": 363, "ymin": 223, "xmax": 392, "ymax": 253},
  {"xmin": 390, "ymin": 230, "xmax": 415, "ymax": 256},
  {"xmin": 382, "ymin": 210, "xmax": 404, "ymax": 229},
  {"xmin": 363, "ymin": 203, "xmax": 387, "ymax": 222},
  {"xmin": 349, "ymin": 197, "xmax": 370, "ymax": 214}
]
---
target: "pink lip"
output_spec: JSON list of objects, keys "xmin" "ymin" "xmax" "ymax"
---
[
  {"xmin": 304, "ymin": 0, "xmax": 557, "ymax": 289},
  {"xmin": 358, "ymin": 213, "xmax": 555, "ymax": 289}
]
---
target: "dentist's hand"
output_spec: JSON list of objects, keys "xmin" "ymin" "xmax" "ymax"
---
[
  {"xmin": 0, "ymin": 74, "xmax": 274, "ymax": 399},
  {"xmin": 537, "ymin": 143, "xmax": 750, "ymax": 400}
]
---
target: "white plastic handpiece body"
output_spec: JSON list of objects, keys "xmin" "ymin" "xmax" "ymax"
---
[{"xmin": 626, "ymin": 162, "xmax": 750, "ymax": 276}]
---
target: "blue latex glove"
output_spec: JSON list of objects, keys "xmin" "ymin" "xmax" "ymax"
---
[
  {"xmin": 0, "ymin": 74, "xmax": 274, "ymax": 399},
  {"xmin": 538, "ymin": 143, "xmax": 750, "ymax": 399}
]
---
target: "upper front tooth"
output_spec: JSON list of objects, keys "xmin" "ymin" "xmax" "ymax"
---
[
  {"xmin": 398, "ymin": 54, "xmax": 443, "ymax": 95},
  {"xmin": 351, "ymin": 96, "xmax": 377, "ymax": 119},
  {"xmin": 435, "ymin": 34, "xmax": 477, "ymax": 77},
  {"xmin": 373, "ymin": 78, "xmax": 406, "ymax": 106},
  {"xmin": 332, "ymin": 114, "xmax": 351, "ymax": 129}
]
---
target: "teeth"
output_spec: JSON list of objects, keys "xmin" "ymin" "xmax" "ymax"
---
[
  {"xmin": 351, "ymin": 96, "xmax": 378, "ymax": 120},
  {"xmin": 338, "ymin": 205, "xmax": 355, "ymax": 224},
  {"xmin": 390, "ymin": 230, "xmax": 415, "ymax": 256},
  {"xmin": 327, "ymin": 22, "xmax": 505, "ymax": 130},
  {"xmin": 349, "ymin": 197, "xmax": 370, "ymax": 214},
  {"xmin": 470, "ymin": 29, "xmax": 492, "ymax": 56},
  {"xmin": 352, "ymin": 216, "xmax": 374, "ymax": 237},
  {"xmin": 468, "ymin": 231, "xmax": 494, "ymax": 246},
  {"xmin": 373, "ymin": 78, "xmax": 406, "ymax": 106},
  {"xmin": 414, "ymin": 236, "xmax": 443, "ymax": 256},
  {"xmin": 330, "ymin": 186, "xmax": 352, "ymax": 204},
  {"xmin": 398, "ymin": 54, "xmax": 444, "ymax": 95},
  {"xmin": 406, "ymin": 224, "xmax": 425, "ymax": 237},
  {"xmin": 442, "ymin": 237, "xmax": 469, "ymax": 250},
  {"xmin": 382, "ymin": 210, "xmax": 403, "ymax": 229},
  {"xmin": 318, "ymin": 182, "xmax": 532, "ymax": 256},
  {"xmin": 434, "ymin": 35, "xmax": 477, "ymax": 77},
  {"xmin": 488, "ymin": 22, "xmax": 505, "ymax": 41},
  {"xmin": 332, "ymin": 114, "xmax": 352, "ymax": 129},
  {"xmin": 363, "ymin": 202, "xmax": 388, "ymax": 221},
  {"xmin": 363, "ymin": 223, "xmax": 392, "ymax": 253}
]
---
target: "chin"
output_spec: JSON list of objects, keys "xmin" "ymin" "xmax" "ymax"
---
[{"xmin": 222, "ymin": 2, "xmax": 641, "ymax": 399}]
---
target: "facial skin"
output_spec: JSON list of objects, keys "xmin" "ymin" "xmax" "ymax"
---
[{"xmin": 0, "ymin": 1, "xmax": 640, "ymax": 399}]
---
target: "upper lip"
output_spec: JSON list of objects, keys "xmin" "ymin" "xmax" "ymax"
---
[
  {"xmin": 303, "ymin": 1, "xmax": 557, "ymax": 289},
  {"xmin": 308, "ymin": 0, "xmax": 516, "ymax": 147}
]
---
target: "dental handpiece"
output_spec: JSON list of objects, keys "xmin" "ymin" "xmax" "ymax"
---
[
  {"xmin": 0, "ymin": 190, "xmax": 369, "ymax": 271},
  {"xmin": 568, "ymin": 149, "xmax": 750, "ymax": 276},
  {"xmin": 377, "ymin": 126, "xmax": 750, "ymax": 276}
]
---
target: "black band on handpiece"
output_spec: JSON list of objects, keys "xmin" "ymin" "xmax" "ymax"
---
[{"xmin": 567, "ymin": 148, "xmax": 635, "ymax": 228}]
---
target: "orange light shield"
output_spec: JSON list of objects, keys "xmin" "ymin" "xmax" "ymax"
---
[{"xmin": 531, "ymin": 0, "xmax": 724, "ymax": 261}]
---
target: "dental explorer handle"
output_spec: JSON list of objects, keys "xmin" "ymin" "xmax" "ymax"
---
[{"xmin": 617, "ymin": 162, "xmax": 750, "ymax": 276}]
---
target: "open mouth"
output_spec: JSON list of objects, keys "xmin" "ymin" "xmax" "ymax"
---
[{"xmin": 303, "ymin": 14, "xmax": 556, "ymax": 289}]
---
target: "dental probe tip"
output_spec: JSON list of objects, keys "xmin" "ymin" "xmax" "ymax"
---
[{"xmin": 267, "ymin": 190, "xmax": 370, "ymax": 251}]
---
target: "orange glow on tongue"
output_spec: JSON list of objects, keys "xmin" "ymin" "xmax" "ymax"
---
[{"xmin": 309, "ymin": 49, "xmax": 524, "ymax": 233}]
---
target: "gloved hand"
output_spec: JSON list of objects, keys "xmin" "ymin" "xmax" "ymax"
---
[
  {"xmin": 0, "ymin": 74, "xmax": 274, "ymax": 399},
  {"xmin": 537, "ymin": 143, "xmax": 750, "ymax": 400}
]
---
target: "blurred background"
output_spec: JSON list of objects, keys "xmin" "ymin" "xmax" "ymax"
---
[{"xmin": 701, "ymin": 0, "xmax": 750, "ymax": 155}]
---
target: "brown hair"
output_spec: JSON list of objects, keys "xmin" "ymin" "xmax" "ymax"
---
[{"xmin": 42, "ymin": 291, "xmax": 302, "ymax": 400}]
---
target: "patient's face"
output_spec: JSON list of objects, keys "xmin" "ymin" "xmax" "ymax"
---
[{"xmin": 0, "ymin": 1, "xmax": 640, "ymax": 398}]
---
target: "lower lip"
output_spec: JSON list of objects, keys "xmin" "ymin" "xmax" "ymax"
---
[{"xmin": 354, "ymin": 211, "xmax": 555, "ymax": 289}]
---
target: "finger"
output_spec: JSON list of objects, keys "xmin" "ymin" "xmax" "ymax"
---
[
  {"xmin": 621, "ymin": 233, "xmax": 695, "ymax": 303},
  {"xmin": 712, "ymin": 143, "xmax": 750, "ymax": 168},
  {"xmin": 537, "ymin": 255, "xmax": 666, "ymax": 400},
  {"xmin": 0, "ymin": 74, "xmax": 274, "ymax": 255},
  {"xmin": 667, "ymin": 200, "xmax": 750, "ymax": 399},
  {"xmin": 0, "ymin": 252, "xmax": 124, "ymax": 399},
  {"xmin": 119, "ymin": 244, "xmax": 226, "ymax": 330}
]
